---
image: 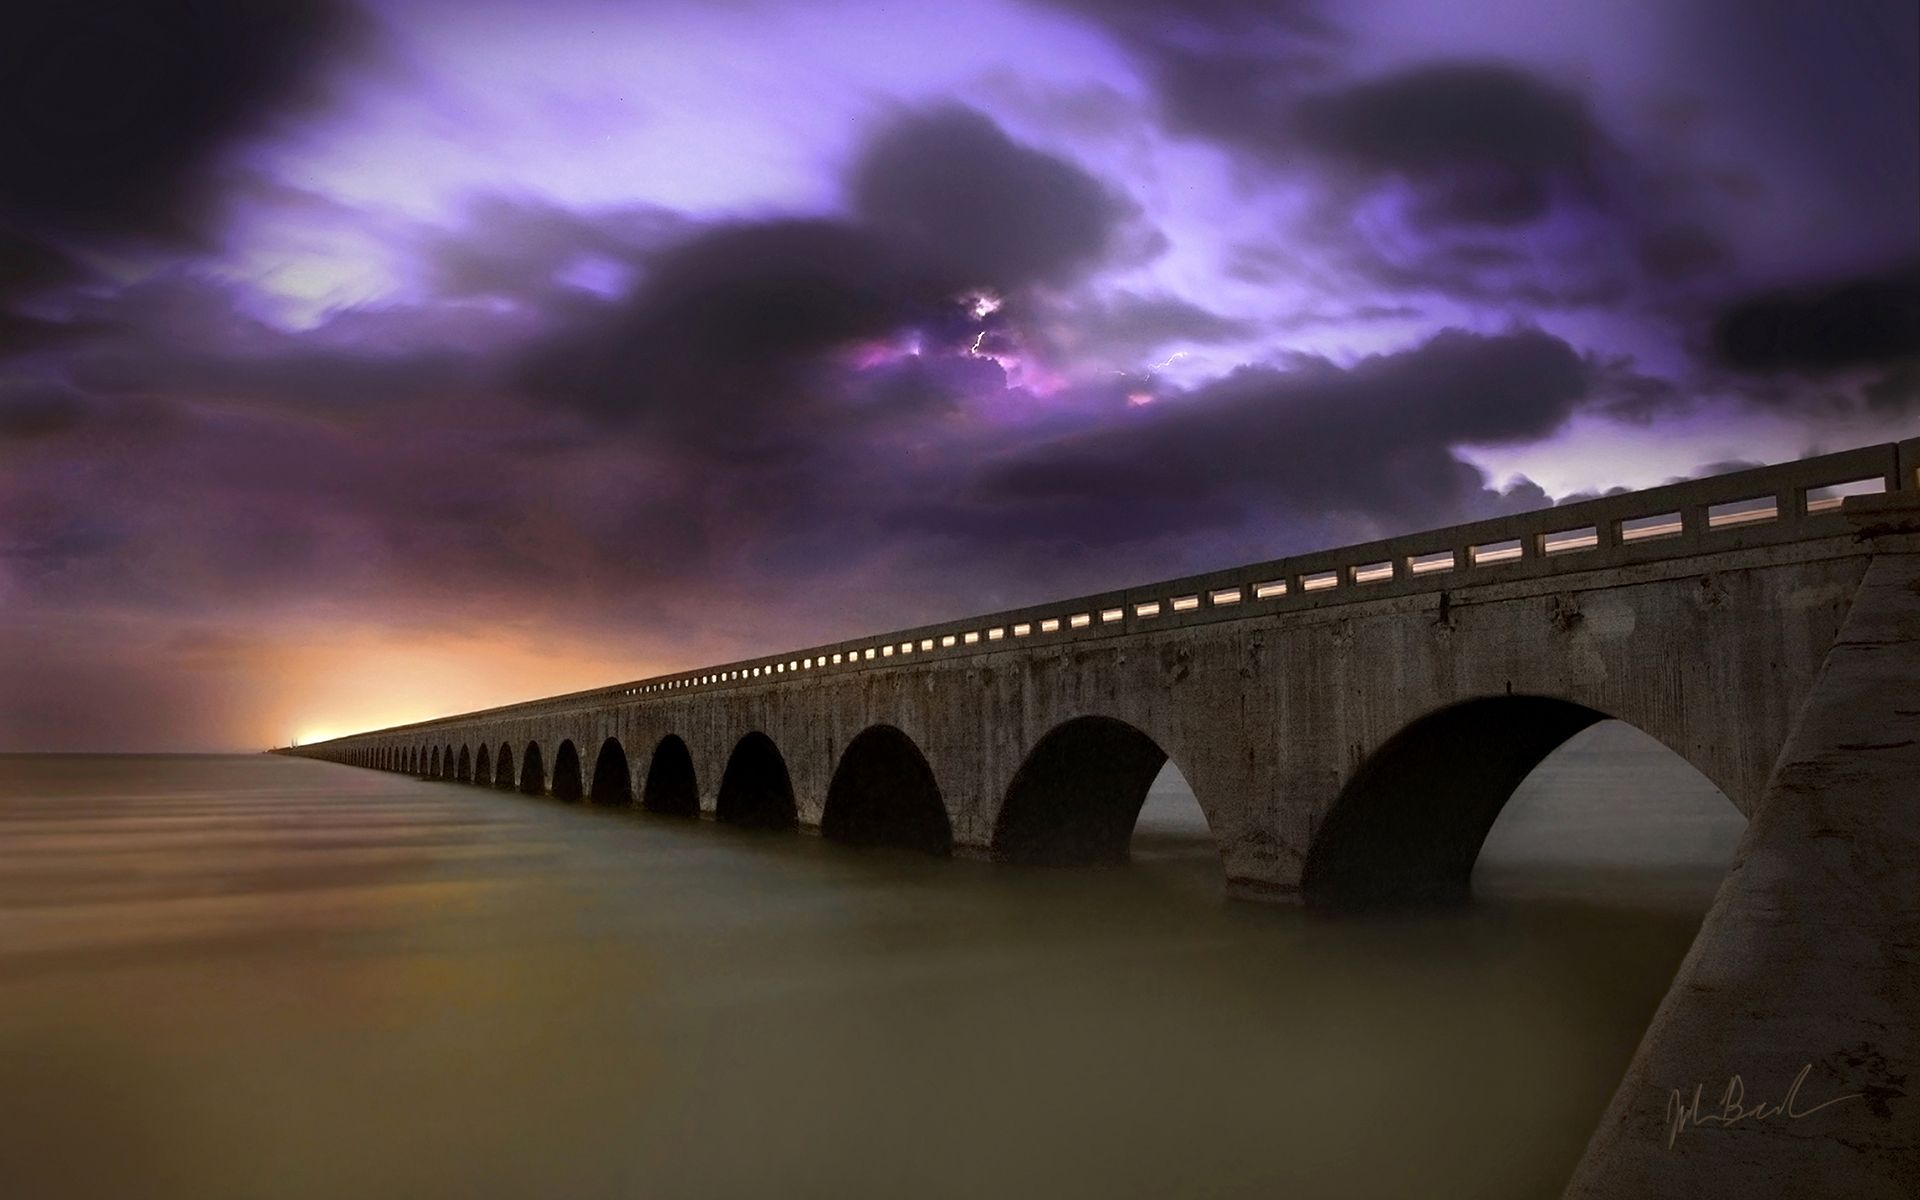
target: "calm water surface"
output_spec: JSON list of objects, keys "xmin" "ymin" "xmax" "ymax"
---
[{"xmin": 0, "ymin": 725, "xmax": 1743, "ymax": 1199}]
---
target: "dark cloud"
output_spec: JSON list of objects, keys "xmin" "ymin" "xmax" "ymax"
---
[
  {"xmin": 517, "ymin": 105, "xmax": 1138, "ymax": 456},
  {"xmin": 0, "ymin": 381, "xmax": 91, "ymax": 441},
  {"xmin": 421, "ymin": 195, "xmax": 687, "ymax": 304},
  {"xmin": 34, "ymin": 271, "xmax": 500, "ymax": 421},
  {"xmin": 1044, "ymin": 0, "xmax": 1340, "ymax": 161},
  {"xmin": 1712, "ymin": 263, "xmax": 1920, "ymax": 373},
  {"xmin": 901, "ymin": 327, "xmax": 1587, "ymax": 550},
  {"xmin": 1863, "ymin": 365, "xmax": 1920, "ymax": 414},
  {"xmin": 0, "ymin": 1, "xmax": 362, "ymax": 241},
  {"xmin": 1635, "ymin": 223, "xmax": 1732, "ymax": 283},
  {"xmin": 851, "ymin": 106, "xmax": 1131, "ymax": 288},
  {"xmin": 1051, "ymin": 3, "xmax": 1596, "ymax": 228},
  {"xmin": 1295, "ymin": 63, "xmax": 1599, "ymax": 227},
  {"xmin": 515, "ymin": 217, "xmax": 928, "ymax": 458},
  {"xmin": 0, "ymin": 0, "xmax": 365, "ymax": 367}
]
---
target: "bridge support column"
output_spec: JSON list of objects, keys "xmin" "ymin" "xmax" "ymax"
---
[{"xmin": 1566, "ymin": 514, "xmax": 1920, "ymax": 1197}]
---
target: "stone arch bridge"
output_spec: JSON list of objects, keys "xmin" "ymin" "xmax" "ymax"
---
[{"xmin": 290, "ymin": 439, "xmax": 1920, "ymax": 1198}]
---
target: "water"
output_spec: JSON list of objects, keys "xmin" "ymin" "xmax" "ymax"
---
[{"xmin": 0, "ymin": 723, "xmax": 1743, "ymax": 1199}]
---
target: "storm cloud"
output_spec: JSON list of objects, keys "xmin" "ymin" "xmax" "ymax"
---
[
  {"xmin": 0, "ymin": 0, "xmax": 1913, "ymax": 749},
  {"xmin": 1713, "ymin": 264, "xmax": 1920, "ymax": 374},
  {"xmin": 0, "ymin": 0, "xmax": 363, "ymax": 317}
]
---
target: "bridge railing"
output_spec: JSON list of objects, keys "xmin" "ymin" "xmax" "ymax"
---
[{"xmin": 336, "ymin": 437, "xmax": 1917, "ymax": 740}]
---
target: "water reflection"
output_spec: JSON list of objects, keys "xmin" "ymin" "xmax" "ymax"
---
[{"xmin": 0, "ymin": 729, "xmax": 1741, "ymax": 1200}]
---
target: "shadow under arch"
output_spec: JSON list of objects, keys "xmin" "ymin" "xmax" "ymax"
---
[
  {"xmin": 823, "ymin": 725, "xmax": 952, "ymax": 856},
  {"xmin": 474, "ymin": 744, "xmax": 490, "ymax": 785},
  {"xmin": 494, "ymin": 743, "xmax": 515, "ymax": 789},
  {"xmin": 442, "ymin": 745, "xmax": 455, "ymax": 779},
  {"xmin": 716, "ymin": 732, "xmax": 797, "ymax": 830},
  {"xmin": 429, "ymin": 746, "xmax": 442, "ymax": 778},
  {"xmin": 992, "ymin": 715, "xmax": 1175, "ymax": 866},
  {"xmin": 590, "ymin": 737, "xmax": 632, "ymax": 806},
  {"xmin": 551, "ymin": 740, "xmax": 583, "ymax": 802},
  {"xmin": 519, "ymin": 741, "xmax": 546, "ymax": 795},
  {"xmin": 456, "ymin": 745, "xmax": 472, "ymax": 783},
  {"xmin": 642, "ymin": 735, "xmax": 700, "ymax": 816},
  {"xmin": 1301, "ymin": 695, "xmax": 1618, "ymax": 910}
]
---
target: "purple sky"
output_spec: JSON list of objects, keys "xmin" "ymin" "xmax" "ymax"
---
[{"xmin": 2, "ymin": 0, "xmax": 1916, "ymax": 751}]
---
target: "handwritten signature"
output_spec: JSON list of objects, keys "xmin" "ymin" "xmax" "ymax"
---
[{"xmin": 1665, "ymin": 1063, "xmax": 1862, "ymax": 1149}]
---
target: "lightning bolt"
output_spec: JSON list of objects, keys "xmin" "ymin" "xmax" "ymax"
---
[
  {"xmin": 970, "ymin": 330, "xmax": 987, "ymax": 355},
  {"xmin": 1147, "ymin": 350, "xmax": 1188, "ymax": 373}
]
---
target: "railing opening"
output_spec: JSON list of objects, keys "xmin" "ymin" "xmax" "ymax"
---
[
  {"xmin": 1805, "ymin": 476, "xmax": 1886, "ymax": 513},
  {"xmin": 1620, "ymin": 512, "xmax": 1683, "ymax": 542},
  {"xmin": 1539, "ymin": 527, "xmax": 1598, "ymax": 555},
  {"xmin": 1407, "ymin": 550, "xmax": 1455, "ymax": 575},
  {"xmin": 1470, "ymin": 538, "xmax": 1522, "ymax": 566},
  {"xmin": 1707, "ymin": 496, "xmax": 1777, "ymax": 528}
]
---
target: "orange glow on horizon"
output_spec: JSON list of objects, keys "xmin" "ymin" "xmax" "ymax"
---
[{"xmin": 265, "ymin": 623, "xmax": 672, "ymax": 749}]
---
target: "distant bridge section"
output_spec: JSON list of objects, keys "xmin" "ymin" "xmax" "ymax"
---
[{"xmin": 292, "ymin": 439, "xmax": 1920, "ymax": 1198}]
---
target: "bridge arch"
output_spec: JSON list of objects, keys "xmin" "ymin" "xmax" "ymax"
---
[
  {"xmin": 1298, "ymin": 694, "xmax": 1740, "ymax": 909},
  {"xmin": 494, "ymin": 743, "xmax": 515, "ymax": 789},
  {"xmin": 822, "ymin": 725, "xmax": 952, "ymax": 856},
  {"xmin": 519, "ymin": 741, "xmax": 546, "ymax": 795},
  {"xmin": 642, "ymin": 735, "xmax": 699, "ymax": 816},
  {"xmin": 474, "ymin": 744, "xmax": 490, "ymax": 785},
  {"xmin": 589, "ymin": 738, "xmax": 633, "ymax": 806},
  {"xmin": 456, "ymin": 745, "xmax": 472, "ymax": 783},
  {"xmin": 991, "ymin": 716, "xmax": 1181, "ymax": 865},
  {"xmin": 551, "ymin": 739, "xmax": 584, "ymax": 802},
  {"xmin": 716, "ymin": 732, "xmax": 797, "ymax": 829},
  {"xmin": 429, "ymin": 746, "xmax": 441, "ymax": 778}
]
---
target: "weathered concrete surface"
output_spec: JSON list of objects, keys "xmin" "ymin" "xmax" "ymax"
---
[
  {"xmin": 1565, "ymin": 526, "xmax": 1920, "ymax": 1196},
  {"xmin": 298, "ymin": 541, "xmax": 1871, "ymax": 902}
]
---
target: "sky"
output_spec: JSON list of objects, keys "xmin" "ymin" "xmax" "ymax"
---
[{"xmin": 1, "ymin": 0, "xmax": 1916, "ymax": 751}]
